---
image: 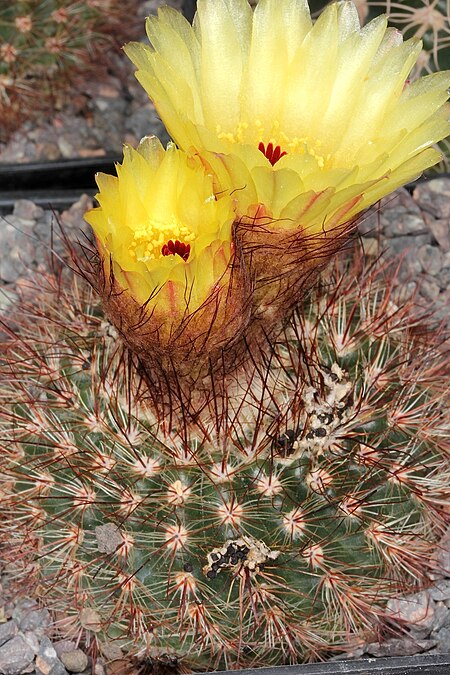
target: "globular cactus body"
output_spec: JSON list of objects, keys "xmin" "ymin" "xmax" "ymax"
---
[{"xmin": 1, "ymin": 248, "xmax": 449, "ymax": 670}]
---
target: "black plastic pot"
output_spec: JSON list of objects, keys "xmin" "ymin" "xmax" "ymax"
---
[
  {"xmin": 205, "ymin": 654, "xmax": 450, "ymax": 675},
  {"xmin": 0, "ymin": 156, "xmax": 120, "ymax": 213},
  {"xmin": 182, "ymin": 0, "xmax": 197, "ymax": 21}
]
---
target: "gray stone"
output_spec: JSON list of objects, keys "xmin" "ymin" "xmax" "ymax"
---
[
  {"xmin": 53, "ymin": 642, "xmax": 76, "ymax": 660},
  {"xmin": 0, "ymin": 634, "xmax": 35, "ymax": 675},
  {"xmin": 93, "ymin": 661, "xmax": 106, "ymax": 675},
  {"xmin": 409, "ymin": 602, "xmax": 449, "ymax": 637},
  {"xmin": 436, "ymin": 266, "xmax": 450, "ymax": 291},
  {"xmin": 419, "ymin": 278, "xmax": 441, "ymax": 303},
  {"xmin": 99, "ymin": 642, "xmax": 123, "ymax": 661},
  {"xmin": 0, "ymin": 219, "xmax": 38, "ymax": 283},
  {"xmin": 426, "ymin": 217, "xmax": 450, "ymax": 252},
  {"xmin": 100, "ymin": 641, "xmax": 123, "ymax": 661},
  {"xmin": 32, "ymin": 212, "xmax": 62, "ymax": 249},
  {"xmin": 383, "ymin": 212, "xmax": 428, "ymax": 237},
  {"xmin": 414, "ymin": 178, "xmax": 450, "ymax": 219},
  {"xmin": 59, "ymin": 195, "xmax": 93, "ymax": 235},
  {"xmin": 380, "ymin": 187, "xmax": 423, "ymax": 215},
  {"xmin": 395, "ymin": 251, "xmax": 423, "ymax": 283},
  {"xmin": 57, "ymin": 137, "xmax": 75, "ymax": 158},
  {"xmin": 391, "ymin": 282, "xmax": 417, "ymax": 308},
  {"xmin": 13, "ymin": 200, "xmax": 44, "ymax": 222},
  {"xmin": 60, "ymin": 649, "xmax": 88, "ymax": 673},
  {"xmin": 34, "ymin": 142, "xmax": 61, "ymax": 161},
  {"xmin": 0, "ymin": 622, "xmax": 18, "ymax": 648},
  {"xmin": 93, "ymin": 98, "xmax": 109, "ymax": 113},
  {"xmin": 387, "ymin": 591, "xmax": 437, "ymax": 631},
  {"xmin": 1, "ymin": 214, "xmax": 35, "ymax": 232},
  {"xmin": 125, "ymin": 104, "xmax": 167, "ymax": 144},
  {"xmin": 35, "ymin": 637, "xmax": 67, "ymax": 675},
  {"xmin": 432, "ymin": 626, "xmax": 450, "ymax": 652},
  {"xmin": 20, "ymin": 608, "xmax": 51, "ymax": 634},
  {"xmin": 357, "ymin": 209, "xmax": 381, "ymax": 235},
  {"xmin": 432, "ymin": 530, "xmax": 450, "ymax": 578},
  {"xmin": 432, "ymin": 292, "xmax": 450, "ymax": 326},
  {"xmin": 418, "ymin": 244, "xmax": 443, "ymax": 275},
  {"xmin": 78, "ymin": 609, "xmax": 101, "ymax": 633},
  {"xmin": 11, "ymin": 599, "xmax": 38, "ymax": 623},
  {"xmin": 430, "ymin": 580, "xmax": 450, "ymax": 602},
  {"xmin": 0, "ymin": 285, "xmax": 17, "ymax": 314}
]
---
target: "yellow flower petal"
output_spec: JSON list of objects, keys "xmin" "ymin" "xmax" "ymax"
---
[{"xmin": 85, "ymin": 137, "xmax": 235, "ymax": 312}]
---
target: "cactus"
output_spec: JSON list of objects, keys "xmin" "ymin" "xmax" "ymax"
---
[
  {"xmin": 1, "ymin": 243, "xmax": 448, "ymax": 671},
  {"xmin": 0, "ymin": 0, "xmax": 140, "ymax": 142},
  {"xmin": 1, "ymin": 0, "xmax": 449, "ymax": 669}
]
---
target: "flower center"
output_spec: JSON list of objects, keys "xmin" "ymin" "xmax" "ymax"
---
[
  {"xmin": 161, "ymin": 239, "xmax": 191, "ymax": 261},
  {"xmin": 129, "ymin": 221, "xmax": 194, "ymax": 263},
  {"xmin": 258, "ymin": 142, "xmax": 287, "ymax": 166}
]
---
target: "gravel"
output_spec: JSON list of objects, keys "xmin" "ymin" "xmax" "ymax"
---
[{"xmin": 360, "ymin": 178, "xmax": 450, "ymax": 326}]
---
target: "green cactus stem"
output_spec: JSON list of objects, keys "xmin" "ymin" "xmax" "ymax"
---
[{"xmin": 0, "ymin": 245, "xmax": 449, "ymax": 671}]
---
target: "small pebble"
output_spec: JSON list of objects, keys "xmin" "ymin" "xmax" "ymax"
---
[
  {"xmin": 60, "ymin": 649, "xmax": 88, "ymax": 673},
  {"xmin": 78, "ymin": 609, "xmax": 101, "ymax": 633},
  {"xmin": 12, "ymin": 200, "xmax": 44, "ymax": 222},
  {"xmin": 21, "ymin": 632, "xmax": 39, "ymax": 655},
  {"xmin": 418, "ymin": 244, "xmax": 443, "ymax": 275},
  {"xmin": 383, "ymin": 212, "xmax": 427, "ymax": 237},
  {"xmin": 11, "ymin": 600, "xmax": 38, "ymax": 624},
  {"xmin": 53, "ymin": 642, "xmax": 76, "ymax": 660},
  {"xmin": 35, "ymin": 637, "xmax": 67, "ymax": 675},
  {"xmin": 99, "ymin": 642, "xmax": 123, "ymax": 661},
  {"xmin": 419, "ymin": 277, "xmax": 441, "ymax": 303}
]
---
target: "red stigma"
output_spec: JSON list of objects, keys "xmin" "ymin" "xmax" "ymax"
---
[
  {"xmin": 258, "ymin": 141, "xmax": 287, "ymax": 166},
  {"xmin": 161, "ymin": 239, "xmax": 191, "ymax": 262}
]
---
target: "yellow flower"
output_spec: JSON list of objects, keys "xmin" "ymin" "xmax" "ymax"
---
[
  {"xmin": 86, "ymin": 136, "xmax": 232, "ymax": 308},
  {"xmin": 125, "ymin": 0, "xmax": 449, "ymax": 226},
  {"xmin": 84, "ymin": 136, "xmax": 246, "ymax": 381}
]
